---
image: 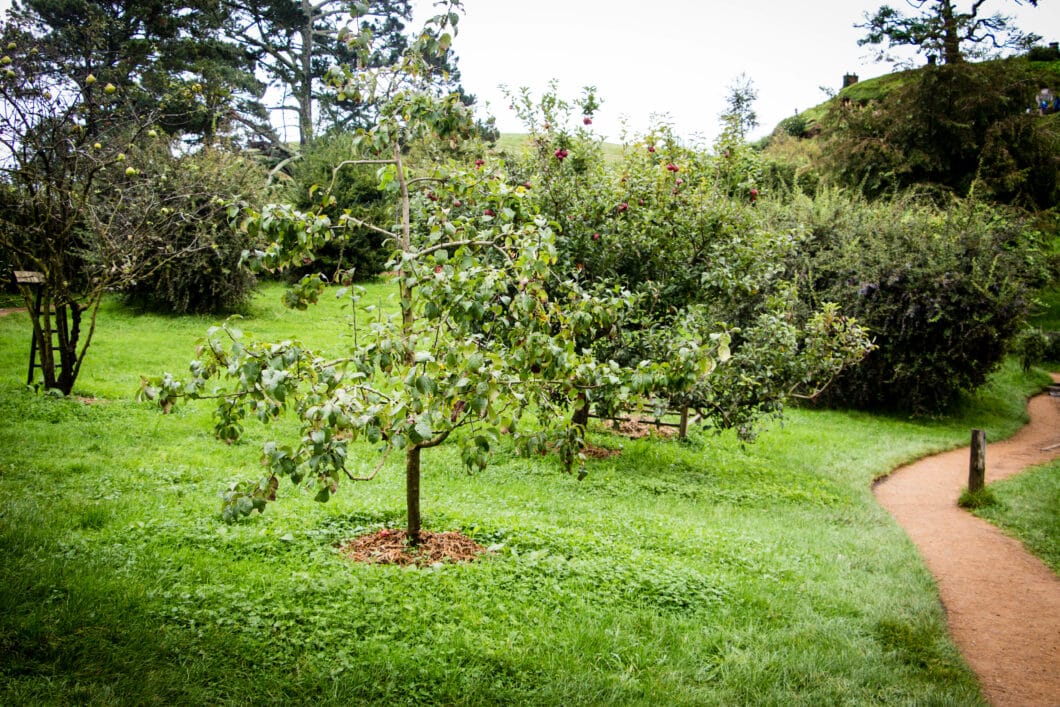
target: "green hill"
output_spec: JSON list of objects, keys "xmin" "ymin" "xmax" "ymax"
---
[{"xmin": 778, "ymin": 55, "xmax": 1060, "ymax": 138}]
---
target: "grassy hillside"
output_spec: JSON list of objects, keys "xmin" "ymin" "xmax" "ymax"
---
[{"xmin": 778, "ymin": 56, "xmax": 1060, "ymax": 136}]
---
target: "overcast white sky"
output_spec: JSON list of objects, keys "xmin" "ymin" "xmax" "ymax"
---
[
  {"xmin": 1, "ymin": 0, "xmax": 1056, "ymax": 143},
  {"xmin": 416, "ymin": 0, "xmax": 1060, "ymax": 143}
]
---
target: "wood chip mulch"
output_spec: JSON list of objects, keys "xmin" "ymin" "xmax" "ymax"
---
[
  {"xmin": 607, "ymin": 417, "xmax": 678, "ymax": 439},
  {"xmin": 582, "ymin": 444, "xmax": 622, "ymax": 459},
  {"xmin": 338, "ymin": 529, "xmax": 488, "ymax": 566}
]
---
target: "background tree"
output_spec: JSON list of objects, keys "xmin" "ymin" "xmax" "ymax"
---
[
  {"xmin": 223, "ymin": 0, "xmax": 467, "ymax": 152},
  {"xmin": 858, "ymin": 0, "xmax": 1041, "ymax": 65},
  {"xmin": 502, "ymin": 86, "xmax": 871, "ymax": 439},
  {"xmin": 0, "ymin": 24, "xmax": 261, "ymax": 394},
  {"xmin": 6, "ymin": 0, "xmax": 262, "ymax": 143}
]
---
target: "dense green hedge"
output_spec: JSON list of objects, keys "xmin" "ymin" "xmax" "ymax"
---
[{"xmin": 768, "ymin": 191, "xmax": 1047, "ymax": 412}]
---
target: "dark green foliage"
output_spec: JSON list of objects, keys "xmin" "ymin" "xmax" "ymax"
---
[
  {"xmin": 282, "ymin": 133, "xmax": 392, "ymax": 281},
  {"xmin": 820, "ymin": 61, "xmax": 1059, "ymax": 209},
  {"xmin": 777, "ymin": 113, "xmax": 809, "ymax": 138},
  {"xmin": 9, "ymin": 0, "xmax": 260, "ymax": 143},
  {"xmin": 1014, "ymin": 328, "xmax": 1060, "ymax": 368},
  {"xmin": 1026, "ymin": 44, "xmax": 1060, "ymax": 62},
  {"xmin": 121, "ymin": 147, "xmax": 268, "ymax": 315},
  {"xmin": 774, "ymin": 191, "xmax": 1044, "ymax": 412}
]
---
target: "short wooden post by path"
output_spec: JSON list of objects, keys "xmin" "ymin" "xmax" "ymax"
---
[{"xmin": 968, "ymin": 429, "xmax": 986, "ymax": 493}]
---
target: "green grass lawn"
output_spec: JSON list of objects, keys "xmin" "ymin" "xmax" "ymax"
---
[
  {"xmin": 972, "ymin": 460, "xmax": 1060, "ymax": 573},
  {"xmin": 0, "ymin": 281, "xmax": 1053, "ymax": 704}
]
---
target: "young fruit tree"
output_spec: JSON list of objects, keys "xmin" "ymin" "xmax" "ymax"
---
[{"xmin": 142, "ymin": 5, "xmax": 727, "ymax": 541}]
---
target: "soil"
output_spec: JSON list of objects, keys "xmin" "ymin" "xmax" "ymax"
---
[
  {"xmin": 0, "ymin": 307, "xmax": 25, "ymax": 317},
  {"xmin": 874, "ymin": 378, "xmax": 1060, "ymax": 707},
  {"xmin": 338, "ymin": 529, "xmax": 488, "ymax": 566}
]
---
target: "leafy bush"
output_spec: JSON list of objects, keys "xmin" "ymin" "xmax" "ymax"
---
[
  {"xmin": 777, "ymin": 113, "xmax": 809, "ymax": 138},
  {"xmin": 281, "ymin": 132, "xmax": 393, "ymax": 282},
  {"xmin": 122, "ymin": 146, "xmax": 268, "ymax": 314},
  {"xmin": 819, "ymin": 61, "xmax": 1059, "ymax": 209},
  {"xmin": 772, "ymin": 191, "xmax": 1045, "ymax": 412},
  {"xmin": 760, "ymin": 133, "xmax": 822, "ymax": 196},
  {"xmin": 1026, "ymin": 45, "xmax": 1060, "ymax": 62},
  {"xmin": 1014, "ymin": 328, "xmax": 1060, "ymax": 368}
]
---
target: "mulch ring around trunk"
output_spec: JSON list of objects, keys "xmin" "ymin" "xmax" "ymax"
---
[{"xmin": 338, "ymin": 529, "xmax": 489, "ymax": 566}]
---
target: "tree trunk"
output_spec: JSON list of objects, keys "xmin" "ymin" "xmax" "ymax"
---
[
  {"xmin": 939, "ymin": 0, "xmax": 964, "ymax": 64},
  {"xmin": 298, "ymin": 0, "xmax": 315, "ymax": 145},
  {"xmin": 406, "ymin": 445, "xmax": 422, "ymax": 543}
]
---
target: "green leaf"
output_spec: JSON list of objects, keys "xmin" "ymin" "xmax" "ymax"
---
[{"xmin": 414, "ymin": 419, "xmax": 433, "ymax": 441}]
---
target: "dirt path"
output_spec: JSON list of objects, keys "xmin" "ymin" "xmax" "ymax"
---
[{"xmin": 874, "ymin": 380, "xmax": 1060, "ymax": 707}]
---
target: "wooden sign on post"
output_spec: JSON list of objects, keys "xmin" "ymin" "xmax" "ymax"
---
[
  {"xmin": 13, "ymin": 270, "xmax": 47, "ymax": 386},
  {"xmin": 14, "ymin": 270, "xmax": 44, "ymax": 285}
]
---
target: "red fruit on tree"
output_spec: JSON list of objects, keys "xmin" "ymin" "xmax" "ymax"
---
[
  {"xmin": 583, "ymin": 116, "xmax": 592, "ymax": 125},
  {"xmin": 647, "ymin": 145, "xmax": 656, "ymax": 153},
  {"xmin": 592, "ymin": 232, "xmax": 601, "ymax": 241},
  {"xmin": 617, "ymin": 202, "xmax": 629, "ymax": 213},
  {"xmin": 484, "ymin": 208, "xmax": 495, "ymax": 217},
  {"xmin": 666, "ymin": 163, "xmax": 679, "ymax": 172}
]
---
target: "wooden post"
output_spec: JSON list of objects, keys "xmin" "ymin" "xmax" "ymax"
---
[{"xmin": 968, "ymin": 429, "xmax": 986, "ymax": 493}]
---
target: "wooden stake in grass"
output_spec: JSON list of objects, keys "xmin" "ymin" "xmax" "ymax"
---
[{"xmin": 968, "ymin": 429, "xmax": 986, "ymax": 493}]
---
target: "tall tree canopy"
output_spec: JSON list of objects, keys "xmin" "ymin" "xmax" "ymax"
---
[
  {"xmin": 224, "ymin": 0, "xmax": 467, "ymax": 151},
  {"xmin": 858, "ymin": 0, "xmax": 1041, "ymax": 65},
  {"xmin": 7, "ymin": 0, "xmax": 262, "ymax": 142}
]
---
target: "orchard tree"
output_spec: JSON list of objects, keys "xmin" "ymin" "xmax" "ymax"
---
[
  {"xmin": 0, "ymin": 29, "xmax": 259, "ymax": 394},
  {"xmin": 142, "ymin": 5, "xmax": 726, "ymax": 541},
  {"xmin": 502, "ymin": 86, "xmax": 873, "ymax": 439},
  {"xmin": 858, "ymin": 0, "xmax": 1041, "ymax": 65}
]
